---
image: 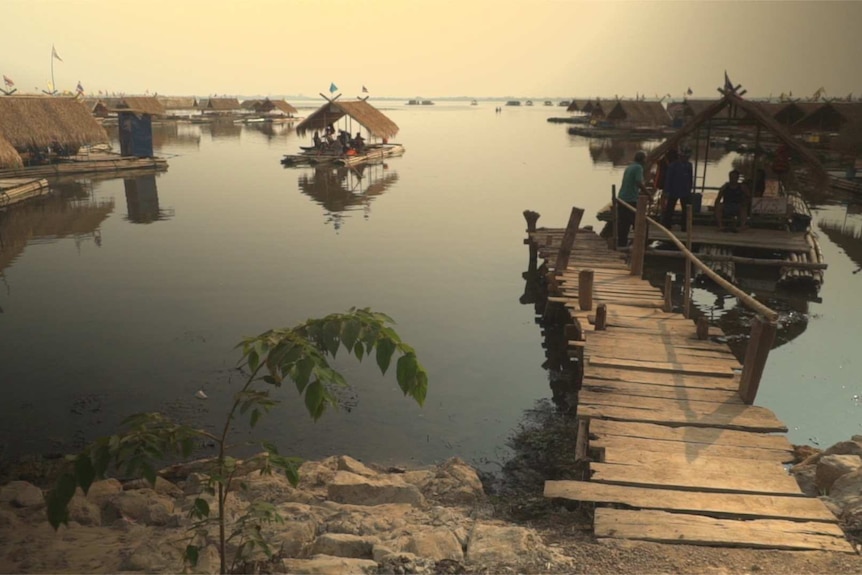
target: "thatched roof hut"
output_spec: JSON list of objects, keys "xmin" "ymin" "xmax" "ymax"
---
[
  {"xmin": 156, "ymin": 96, "xmax": 197, "ymax": 110},
  {"xmin": 605, "ymin": 100, "xmax": 671, "ymax": 127},
  {"xmin": 794, "ymin": 102, "xmax": 862, "ymax": 133},
  {"xmin": 566, "ymin": 99, "xmax": 590, "ymax": 113},
  {"xmin": 0, "ymin": 135, "xmax": 22, "ymax": 168},
  {"xmin": 205, "ymin": 98, "xmax": 241, "ymax": 111},
  {"xmin": 296, "ymin": 98, "xmax": 399, "ymax": 140},
  {"xmin": 581, "ymin": 99, "xmax": 605, "ymax": 116},
  {"xmin": 114, "ymin": 96, "xmax": 166, "ymax": 117},
  {"xmin": 243, "ymin": 98, "xmax": 298, "ymax": 115},
  {"xmin": 0, "ymin": 96, "xmax": 109, "ymax": 157}
]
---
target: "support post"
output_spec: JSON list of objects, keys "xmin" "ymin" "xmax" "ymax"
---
[
  {"xmin": 523, "ymin": 210, "xmax": 540, "ymax": 233},
  {"xmin": 663, "ymin": 272, "xmax": 673, "ymax": 312},
  {"xmin": 578, "ymin": 269, "xmax": 594, "ymax": 311},
  {"xmin": 696, "ymin": 316, "xmax": 709, "ymax": 340},
  {"xmin": 630, "ymin": 195, "xmax": 649, "ymax": 276},
  {"xmin": 595, "ymin": 303, "xmax": 607, "ymax": 331},
  {"xmin": 683, "ymin": 205, "xmax": 693, "ymax": 318},
  {"xmin": 554, "ymin": 207, "xmax": 584, "ymax": 274},
  {"xmin": 738, "ymin": 316, "xmax": 777, "ymax": 404},
  {"xmin": 610, "ymin": 184, "xmax": 618, "ymax": 250}
]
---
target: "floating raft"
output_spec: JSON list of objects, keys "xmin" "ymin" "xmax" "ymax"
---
[
  {"xmin": 0, "ymin": 154, "xmax": 168, "ymax": 179},
  {"xmin": 0, "ymin": 178, "xmax": 50, "ymax": 208},
  {"xmin": 281, "ymin": 144, "xmax": 405, "ymax": 167}
]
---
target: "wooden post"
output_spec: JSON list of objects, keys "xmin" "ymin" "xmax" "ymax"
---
[
  {"xmin": 610, "ymin": 184, "xmax": 618, "ymax": 250},
  {"xmin": 738, "ymin": 316, "xmax": 778, "ymax": 404},
  {"xmin": 683, "ymin": 205, "xmax": 693, "ymax": 318},
  {"xmin": 595, "ymin": 303, "xmax": 607, "ymax": 331},
  {"xmin": 696, "ymin": 316, "xmax": 709, "ymax": 340},
  {"xmin": 523, "ymin": 210, "xmax": 540, "ymax": 233},
  {"xmin": 630, "ymin": 195, "xmax": 649, "ymax": 276},
  {"xmin": 663, "ymin": 272, "xmax": 673, "ymax": 312},
  {"xmin": 578, "ymin": 269, "xmax": 594, "ymax": 311},
  {"xmin": 554, "ymin": 207, "xmax": 584, "ymax": 274}
]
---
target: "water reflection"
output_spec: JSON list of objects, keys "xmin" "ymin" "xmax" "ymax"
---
[
  {"xmin": 296, "ymin": 163, "xmax": 399, "ymax": 230},
  {"xmin": 124, "ymin": 173, "xmax": 172, "ymax": 224},
  {"xmin": 243, "ymin": 120, "xmax": 294, "ymax": 141},
  {"xmin": 817, "ymin": 206, "xmax": 862, "ymax": 273},
  {"xmin": 205, "ymin": 118, "xmax": 242, "ymax": 140},
  {"xmin": 584, "ymin": 137, "xmax": 730, "ymax": 167}
]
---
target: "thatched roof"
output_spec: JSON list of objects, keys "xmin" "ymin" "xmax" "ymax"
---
[
  {"xmin": 241, "ymin": 99, "xmax": 262, "ymax": 110},
  {"xmin": 566, "ymin": 99, "xmax": 590, "ymax": 113},
  {"xmin": 605, "ymin": 101, "xmax": 671, "ymax": 127},
  {"xmin": 296, "ymin": 98, "xmax": 399, "ymax": 139},
  {"xmin": 114, "ymin": 96, "xmax": 166, "ymax": 117},
  {"xmin": 681, "ymin": 99, "xmax": 720, "ymax": 118},
  {"xmin": 206, "ymin": 98, "xmax": 240, "ymax": 111},
  {"xmin": 794, "ymin": 102, "xmax": 862, "ymax": 132},
  {"xmin": 0, "ymin": 96, "xmax": 109, "ymax": 151},
  {"xmin": 157, "ymin": 96, "xmax": 197, "ymax": 110},
  {"xmin": 0, "ymin": 135, "xmax": 22, "ymax": 168},
  {"xmin": 645, "ymin": 90, "xmax": 825, "ymax": 179},
  {"xmin": 243, "ymin": 98, "xmax": 298, "ymax": 115},
  {"xmin": 271, "ymin": 100, "xmax": 297, "ymax": 115}
]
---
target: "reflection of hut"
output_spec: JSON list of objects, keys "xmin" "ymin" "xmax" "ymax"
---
[
  {"xmin": 151, "ymin": 122, "xmax": 202, "ymax": 149},
  {"xmin": 0, "ymin": 96, "xmax": 109, "ymax": 169},
  {"xmin": 202, "ymin": 97, "xmax": 241, "ymax": 116},
  {"xmin": 114, "ymin": 97, "xmax": 166, "ymax": 158},
  {"xmin": 818, "ymin": 218, "xmax": 862, "ymax": 271},
  {"xmin": 124, "ymin": 174, "xmax": 166, "ymax": 223},
  {"xmin": 297, "ymin": 164, "xmax": 399, "ymax": 229},
  {"xmin": 207, "ymin": 118, "xmax": 242, "ymax": 139},
  {"xmin": 604, "ymin": 101, "xmax": 671, "ymax": 128},
  {"xmin": 587, "ymin": 138, "xmax": 652, "ymax": 167}
]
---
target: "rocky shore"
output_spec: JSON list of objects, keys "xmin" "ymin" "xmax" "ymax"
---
[{"xmin": 2, "ymin": 438, "xmax": 862, "ymax": 574}]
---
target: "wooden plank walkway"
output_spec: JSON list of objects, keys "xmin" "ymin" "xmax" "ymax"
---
[{"xmin": 528, "ymin": 223, "xmax": 853, "ymax": 553}]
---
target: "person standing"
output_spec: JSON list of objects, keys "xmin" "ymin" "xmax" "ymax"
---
[
  {"xmin": 660, "ymin": 148, "xmax": 694, "ymax": 231},
  {"xmin": 715, "ymin": 169, "xmax": 750, "ymax": 232},
  {"xmin": 616, "ymin": 150, "xmax": 650, "ymax": 247}
]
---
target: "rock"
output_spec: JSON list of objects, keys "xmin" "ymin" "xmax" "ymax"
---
[
  {"xmin": 816, "ymin": 454, "xmax": 862, "ymax": 493},
  {"xmin": 841, "ymin": 498, "xmax": 862, "ymax": 535},
  {"xmin": 793, "ymin": 444, "xmax": 821, "ymax": 463},
  {"xmin": 84, "ymin": 478, "xmax": 123, "ymax": 506},
  {"xmin": 336, "ymin": 456, "xmax": 378, "ymax": 477},
  {"xmin": 102, "ymin": 489, "xmax": 176, "ymax": 526},
  {"xmin": 327, "ymin": 471, "xmax": 425, "ymax": 507},
  {"xmin": 67, "ymin": 494, "xmax": 101, "ymax": 526},
  {"xmin": 825, "ymin": 440, "xmax": 862, "ymax": 458},
  {"xmin": 830, "ymin": 469, "xmax": 862, "ymax": 505},
  {"xmin": 402, "ymin": 469, "xmax": 435, "ymax": 486},
  {"xmin": 274, "ymin": 520, "xmax": 317, "ymax": 557},
  {"xmin": 377, "ymin": 551, "xmax": 435, "ymax": 575},
  {"xmin": 123, "ymin": 477, "xmax": 183, "ymax": 498},
  {"xmin": 405, "ymin": 528, "xmax": 464, "ymax": 561},
  {"xmin": 0, "ymin": 481, "xmax": 43, "ymax": 508},
  {"xmin": 415, "ymin": 457, "xmax": 486, "ymax": 506},
  {"xmin": 789, "ymin": 464, "xmax": 818, "ymax": 496},
  {"xmin": 282, "ymin": 555, "xmax": 379, "ymax": 574},
  {"xmin": 819, "ymin": 496, "xmax": 844, "ymax": 518},
  {"xmin": 466, "ymin": 523, "xmax": 542, "ymax": 565},
  {"xmin": 121, "ymin": 542, "xmax": 181, "ymax": 571},
  {"xmin": 310, "ymin": 533, "xmax": 376, "ymax": 558},
  {"xmin": 0, "ymin": 508, "xmax": 19, "ymax": 527}
]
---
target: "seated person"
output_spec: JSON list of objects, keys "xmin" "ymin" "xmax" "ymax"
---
[
  {"xmin": 312, "ymin": 131, "xmax": 322, "ymax": 149},
  {"xmin": 715, "ymin": 169, "xmax": 750, "ymax": 231},
  {"xmin": 352, "ymin": 132, "xmax": 365, "ymax": 153}
]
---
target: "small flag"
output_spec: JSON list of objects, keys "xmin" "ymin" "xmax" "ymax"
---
[
  {"xmin": 329, "ymin": 82, "xmax": 338, "ymax": 94},
  {"xmin": 2, "ymin": 75, "xmax": 13, "ymax": 87},
  {"xmin": 76, "ymin": 81, "xmax": 84, "ymax": 93},
  {"xmin": 723, "ymin": 71, "xmax": 733, "ymax": 91},
  {"xmin": 52, "ymin": 45, "xmax": 63, "ymax": 62},
  {"xmin": 686, "ymin": 87, "xmax": 693, "ymax": 95},
  {"xmin": 362, "ymin": 85, "xmax": 368, "ymax": 93}
]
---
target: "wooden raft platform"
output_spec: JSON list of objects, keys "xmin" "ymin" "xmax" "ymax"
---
[
  {"xmin": 0, "ymin": 154, "xmax": 168, "ymax": 179},
  {"xmin": 528, "ymin": 225, "xmax": 853, "ymax": 553},
  {"xmin": 0, "ymin": 178, "xmax": 50, "ymax": 207}
]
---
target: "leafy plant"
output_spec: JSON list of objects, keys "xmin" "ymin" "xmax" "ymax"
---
[{"xmin": 45, "ymin": 308, "xmax": 428, "ymax": 574}]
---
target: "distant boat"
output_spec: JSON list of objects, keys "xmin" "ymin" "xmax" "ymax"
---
[
  {"xmin": 544, "ymin": 101, "xmax": 553, "ymax": 106},
  {"xmin": 407, "ymin": 98, "xmax": 434, "ymax": 105},
  {"xmin": 505, "ymin": 100, "xmax": 521, "ymax": 106},
  {"xmin": 525, "ymin": 100, "xmax": 534, "ymax": 106},
  {"xmin": 421, "ymin": 99, "xmax": 434, "ymax": 105},
  {"xmin": 470, "ymin": 99, "xmax": 478, "ymax": 106},
  {"xmin": 559, "ymin": 100, "xmax": 571, "ymax": 107}
]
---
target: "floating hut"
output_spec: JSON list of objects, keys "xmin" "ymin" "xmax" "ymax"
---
[
  {"xmin": 202, "ymin": 97, "xmax": 241, "ymax": 116},
  {"xmin": 604, "ymin": 100, "xmax": 671, "ymax": 130},
  {"xmin": 156, "ymin": 96, "xmax": 198, "ymax": 119},
  {"xmin": 793, "ymin": 102, "xmax": 862, "ymax": 135}
]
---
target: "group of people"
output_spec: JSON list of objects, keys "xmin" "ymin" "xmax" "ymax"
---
[
  {"xmin": 312, "ymin": 124, "xmax": 365, "ymax": 155},
  {"xmin": 615, "ymin": 148, "xmax": 753, "ymax": 247}
]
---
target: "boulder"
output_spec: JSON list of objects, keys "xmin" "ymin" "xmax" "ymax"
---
[
  {"xmin": 465, "ymin": 523, "xmax": 541, "ymax": 565},
  {"xmin": 0, "ymin": 481, "xmax": 43, "ymax": 508},
  {"xmin": 67, "ymin": 494, "xmax": 102, "ymax": 526},
  {"xmin": 120, "ymin": 542, "xmax": 181, "ymax": 572},
  {"xmin": 830, "ymin": 469, "xmax": 862, "ymax": 506},
  {"xmin": 336, "ymin": 456, "xmax": 378, "ymax": 477},
  {"xmin": 281, "ymin": 555, "xmax": 379, "ymax": 575},
  {"xmin": 273, "ymin": 520, "xmax": 317, "ymax": 557},
  {"xmin": 84, "ymin": 478, "xmax": 123, "ymax": 506},
  {"xmin": 415, "ymin": 457, "xmax": 486, "ymax": 506},
  {"xmin": 789, "ymin": 464, "xmax": 818, "ymax": 497},
  {"xmin": 793, "ymin": 444, "xmax": 821, "ymax": 463},
  {"xmin": 327, "ymin": 471, "xmax": 425, "ymax": 507},
  {"xmin": 310, "ymin": 533, "xmax": 376, "ymax": 558},
  {"xmin": 376, "ymin": 551, "xmax": 435, "ymax": 575},
  {"xmin": 102, "ymin": 489, "xmax": 176, "ymax": 526},
  {"xmin": 825, "ymin": 440, "xmax": 862, "ymax": 458},
  {"xmin": 816, "ymin": 454, "xmax": 862, "ymax": 492},
  {"xmin": 123, "ymin": 477, "xmax": 183, "ymax": 498},
  {"xmin": 404, "ymin": 528, "xmax": 464, "ymax": 561}
]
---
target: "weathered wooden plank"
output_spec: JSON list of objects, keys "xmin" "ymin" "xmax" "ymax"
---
[
  {"xmin": 581, "ymin": 332, "xmax": 734, "ymax": 353},
  {"xmin": 589, "ymin": 419, "xmax": 792, "ymax": 451},
  {"xmin": 581, "ymin": 379, "xmax": 742, "ymax": 403},
  {"xmin": 545, "ymin": 481, "xmax": 835, "ymax": 522},
  {"xmin": 591, "ymin": 435, "xmax": 792, "ymax": 462},
  {"xmin": 578, "ymin": 404, "xmax": 787, "ymax": 433},
  {"xmin": 583, "ymin": 343, "xmax": 738, "ymax": 362},
  {"xmin": 591, "ymin": 459, "xmax": 801, "ymax": 495},
  {"xmin": 586, "ymin": 357, "xmax": 737, "ymax": 377},
  {"xmin": 585, "ymin": 366, "xmax": 739, "ymax": 390},
  {"xmin": 594, "ymin": 508, "xmax": 854, "ymax": 552},
  {"xmin": 578, "ymin": 390, "xmax": 762, "ymax": 414},
  {"xmin": 599, "ymin": 447, "xmax": 790, "ymax": 471}
]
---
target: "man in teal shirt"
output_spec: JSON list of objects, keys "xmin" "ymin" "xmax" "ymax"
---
[{"xmin": 617, "ymin": 150, "xmax": 650, "ymax": 247}]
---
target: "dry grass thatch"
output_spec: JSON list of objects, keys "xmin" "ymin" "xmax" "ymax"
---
[
  {"xmin": 206, "ymin": 98, "xmax": 241, "ymax": 111},
  {"xmin": 271, "ymin": 100, "xmax": 297, "ymax": 115},
  {"xmin": 115, "ymin": 97, "xmax": 166, "ymax": 117},
  {"xmin": 0, "ymin": 96, "xmax": 109, "ymax": 151},
  {"xmin": 156, "ymin": 96, "xmax": 197, "ymax": 110},
  {"xmin": 296, "ymin": 98, "xmax": 399, "ymax": 139},
  {"xmin": 0, "ymin": 135, "xmax": 22, "ymax": 168},
  {"xmin": 795, "ymin": 102, "xmax": 862, "ymax": 133},
  {"xmin": 606, "ymin": 101, "xmax": 671, "ymax": 127},
  {"xmin": 566, "ymin": 99, "xmax": 590, "ymax": 113}
]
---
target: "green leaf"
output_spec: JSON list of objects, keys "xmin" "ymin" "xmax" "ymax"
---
[
  {"xmin": 375, "ymin": 337, "xmax": 396, "ymax": 375},
  {"xmin": 340, "ymin": 318, "xmax": 361, "ymax": 352},
  {"xmin": 396, "ymin": 353, "xmax": 418, "ymax": 393},
  {"xmin": 293, "ymin": 356, "xmax": 314, "ymax": 393},
  {"xmin": 250, "ymin": 408, "xmax": 262, "ymax": 428},
  {"xmin": 92, "ymin": 443, "xmax": 111, "ymax": 478},
  {"xmin": 353, "ymin": 341, "xmax": 364, "ymax": 361},
  {"xmin": 191, "ymin": 497, "xmax": 210, "ymax": 519},
  {"xmin": 74, "ymin": 454, "xmax": 96, "ymax": 495},
  {"xmin": 304, "ymin": 380, "xmax": 326, "ymax": 420},
  {"xmin": 184, "ymin": 544, "xmax": 199, "ymax": 567},
  {"xmin": 46, "ymin": 472, "xmax": 77, "ymax": 529},
  {"xmin": 323, "ymin": 320, "xmax": 341, "ymax": 357},
  {"xmin": 247, "ymin": 349, "xmax": 260, "ymax": 373},
  {"xmin": 413, "ymin": 369, "xmax": 428, "ymax": 406},
  {"xmin": 141, "ymin": 462, "xmax": 157, "ymax": 487}
]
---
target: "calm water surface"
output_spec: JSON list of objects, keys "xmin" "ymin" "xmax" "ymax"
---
[{"xmin": 1, "ymin": 101, "xmax": 859, "ymax": 470}]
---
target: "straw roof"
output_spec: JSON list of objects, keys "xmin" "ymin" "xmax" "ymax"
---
[
  {"xmin": 566, "ymin": 99, "xmax": 590, "ymax": 113},
  {"xmin": 0, "ymin": 96, "xmax": 109, "ymax": 150},
  {"xmin": 241, "ymin": 99, "xmax": 262, "ymax": 110},
  {"xmin": 244, "ymin": 98, "xmax": 298, "ymax": 115},
  {"xmin": 157, "ymin": 96, "xmax": 197, "ymax": 110},
  {"xmin": 794, "ymin": 102, "xmax": 862, "ymax": 132},
  {"xmin": 206, "ymin": 98, "xmax": 241, "ymax": 111},
  {"xmin": 114, "ymin": 96, "xmax": 166, "ymax": 117},
  {"xmin": 645, "ymin": 91, "xmax": 826, "ymax": 179},
  {"xmin": 271, "ymin": 100, "xmax": 298, "ymax": 115},
  {"xmin": 296, "ymin": 98, "xmax": 399, "ymax": 139},
  {"xmin": 0, "ymin": 135, "xmax": 22, "ymax": 168},
  {"xmin": 605, "ymin": 101, "xmax": 671, "ymax": 127}
]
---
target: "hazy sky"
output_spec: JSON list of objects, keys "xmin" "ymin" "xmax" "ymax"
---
[{"xmin": 2, "ymin": 0, "xmax": 860, "ymax": 100}]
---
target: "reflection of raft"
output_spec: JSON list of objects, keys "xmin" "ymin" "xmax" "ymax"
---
[
  {"xmin": 0, "ymin": 178, "xmax": 50, "ymax": 207},
  {"xmin": 281, "ymin": 144, "xmax": 405, "ymax": 167}
]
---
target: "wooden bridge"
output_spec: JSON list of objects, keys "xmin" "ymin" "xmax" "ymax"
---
[{"xmin": 524, "ymin": 205, "xmax": 854, "ymax": 553}]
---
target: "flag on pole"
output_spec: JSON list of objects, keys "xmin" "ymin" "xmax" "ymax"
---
[
  {"xmin": 723, "ymin": 71, "xmax": 733, "ymax": 91},
  {"xmin": 362, "ymin": 85, "xmax": 368, "ymax": 93},
  {"xmin": 329, "ymin": 82, "xmax": 338, "ymax": 94},
  {"xmin": 2, "ymin": 75, "xmax": 13, "ymax": 87},
  {"xmin": 686, "ymin": 87, "xmax": 693, "ymax": 95},
  {"xmin": 52, "ymin": 45, "xmax": 63, "ymax": 62},
  {"xmin": 76, "ymin": 81, "xmax": 84, "ymax": 93}
]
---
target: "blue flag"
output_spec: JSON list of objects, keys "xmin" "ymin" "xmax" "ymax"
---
[{"xmin": 329, "ymin": 82, "xmax": 338, "ymax": 94}]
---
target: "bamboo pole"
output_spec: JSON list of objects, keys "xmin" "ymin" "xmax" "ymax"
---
[
  {"xmin": 554, "ymin": 207, "xmax": 584, "ymax": 274},
  {"xmin": 630, "ymin": 195, "xmax": 649, "ymax": 276},
  {"xmin": 683, "ymin": 205, "xmax": 693, "ymax": 318},
  {"xmin": 738, "ymin": 316, "xmax": 778, "ymax": 404},
  {"xmin": 628, "ymin": 248, "xmax": 828, "ymax": 270},
  {"xmin": 611, "ymin": 184, "xmax": 617, "ymax": 250},
  {"xmin": 663, "ymin": 272, "xmax": 673, "ymax": 312}
]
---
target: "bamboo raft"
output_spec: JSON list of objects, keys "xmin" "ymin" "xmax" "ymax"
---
[
  {"xmin": 281, "ymin": 144, "xmax": 405, "ymax": 167},
  {"xmin": 0, "ymin": 178, "xmax": 50, "ymax": 207},
  {"xmin": 0, "ymin": 154, "xmax": 168, "ymax": 179},
  {"xmin": 524, "ymin": 215, "xmax": 853, "ymax": 553}
]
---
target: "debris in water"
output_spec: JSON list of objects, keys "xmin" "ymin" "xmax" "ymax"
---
[{"xmin": 195, "ymin": 389, "xmax": 208, "ymax": 400}]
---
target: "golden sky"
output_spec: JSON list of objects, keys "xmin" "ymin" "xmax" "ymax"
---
[{"xmin": 2, "ymin": 0, "xmax": 860, "ymax": 99}]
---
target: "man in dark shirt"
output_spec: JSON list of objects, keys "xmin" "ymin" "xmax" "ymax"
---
[
  {"xmin": 660, "ymin": 148, "xmax": 694, "ymax": 231},
  {"xmin": 715, "ymin": 169, "xmax": 750, "ymax": 231}
]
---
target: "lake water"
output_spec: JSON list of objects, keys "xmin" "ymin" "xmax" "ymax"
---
[{"xmin": 1, "ymin": 100, "xmax": 860, "ymax": 472}]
